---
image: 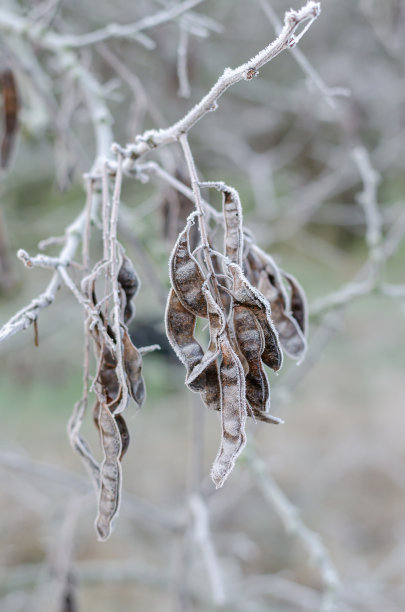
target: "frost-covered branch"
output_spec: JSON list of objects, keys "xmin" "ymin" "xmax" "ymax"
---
[{"xmin": 119, "ymin": 1, "xmax": 321, "ymax": 163}]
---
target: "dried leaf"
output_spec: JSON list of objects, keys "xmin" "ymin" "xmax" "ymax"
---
[
  {"xmin": 228, "ymin": 263, "xmax": 283, "ymax": 372},
  {"xmin": 169, "ymin": 214, "xmax": 207, "ymax": 318},
  {"xmin": 95, "ymin": 403, "xmax": 122, "ymax": 541},
  {"xmin": 211, "ymin": 334, "xmax": 247, "ymax": 489}
]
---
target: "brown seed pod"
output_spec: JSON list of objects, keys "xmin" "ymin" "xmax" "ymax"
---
[
  {"xmin": 115, "ymin": 414, "xmax": 130, "ymax": 460},
  {"xmin": 282, "ymin": 270, "xmax": 308, "ymax": 336},
  {"xmin": 223, "ymin": 188, "xmax": 243, "ymax": 267},
  {"xmin": 118, "ymin": 254, "xmax": 140, "ymax": 324},
  {"xmin": 228, "ymin": 263, "xmax": 283, "ymax": 372},
  {"xmin": 211, "ymin": 334, "xmax": 247, "ymax": 489},
  {"xmin": 233, "ymin": 304, "xmax": 271, "ymax": 413},
  {"xmin": 169, "ymin": 213, "xmax": 207, "ymax": 318},
  {"xmin": 165, "ymin": 288, "xmax": 205, "ymax": 389},
  {"xmin": 95, "ymin": 403, "xmax": 122, "ymax": 541},
  {"xmin": 188, "ymin": 283, "xmax": 227, "ymax": 409},
  {"xmin": 186, "ymin": 284, "xmax": 224, "ymax": 387},
  {"xmin": 252, "ymin": 247, "xmax": 289, "ymax": 306},
  {"xmin": 122, "ymin": 329, "xmax": 145, "ymax": 408},
  {"xmin": 97, "ymin": 345, "xmax": 120, "ymax": 407},
  {"xmin": 1, "ymin": 69, "xmax": 19, "ymax": 169},
  {"xmin": 258, "ymin": 271, "xmax": 307, "ymax": 360}
]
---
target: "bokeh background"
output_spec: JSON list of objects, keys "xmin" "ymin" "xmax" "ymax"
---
[{"xmin": 1, "ymin": 0, "xmax": 404, "ymax": 610}]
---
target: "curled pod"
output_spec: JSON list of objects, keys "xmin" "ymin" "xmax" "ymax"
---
[
  {"xmin": 252, "ymin": 246, "xmax": 289, "ymax": 306},
  {"xmin": 165, "ymin": 288, "xmax": 205, "ymax": 390},
  {"xmin": 233, "ymin": 304, "xmax": 271, "ymax": 413},
  {"xmin": 186, "ymin": 284, "xmax": 225, "ymax": 387},
  {"xmin": 282, "ymin": 271, "xmax": 308, "ymax": 336},
  {"xmin": 118, "ymin": 254, "xmax": 140, "ymax": 324},
  {"xmin": 95, "ymin": 403, "xmax": 122, "ymax": 541},
  {"xmin": 188, "ymin": 284, "xmax": 226, "ymax": 410},
  {"xmin": 97, "ymin": 346, "xmax": 120, "ymax": 407},
  {"xmin": 228, "ymin": 263, "xmax": 283, "ymax": 372},
  {"xmin": 169, "ymin": 213, "xmax": 207, "ymax": 318},
  {"xmin": 245, "ymin": 245, "xmax": 264, "ymax": 287},
  {"xmin": 211, "ymin": 334, "xmax": 247, "ymax": 489},
  {"xmin": 223, "ymin": 187, "xmax": 243, "ymax": 267},
  {"xmin": 122, "ymin": 329, "xmax": 145, "ymax": 408},
  {"xmin": 258, "ymin": 271, "xmax": 306, "ymax": 361},
  {"xmin": 115, "ymin": 414, "xmax": 130, "ymax": 461}
]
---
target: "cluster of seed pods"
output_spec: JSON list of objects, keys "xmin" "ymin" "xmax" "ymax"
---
[
  {"xmin": 165, "ymin": 185, "xmax": 307, "ymax": 488},
  {"xmin": 86, "ymin": 253, "xmax": 146, "ymax": 540}
]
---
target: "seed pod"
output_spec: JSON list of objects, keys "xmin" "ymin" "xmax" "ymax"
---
[
  {"xmin": 122, "ymin": 329, "xmax": 145, "ymax": 408},
  {"xmin": 115, "ymin": 414, "xmax": 130, "ymax": 460},
  {"xmin": 245, "ymin": 245, "xmax": 264, "ymax": 286},
  {"xmin": 165, "ymin": 288, "xmax": 204, "ymax": 389},
  {"xmin": 169, "ymin": 213, "xmax": 207, "ymax": 318},
  {"xmin": 1, "ymin": 69, "xmax": 19, "ymax": 169},
  {"xmin": 282, "ymin": 271, "xmax": 308, "ymax": 336},
  {"xmin": 253, "ymin": 247, "xmax": 289, "ymax": 306},
  {"xmin": 223, "ymin": 188, "xmax": 243, "ymax": 267},
  {"xmin": 95, "ymin": 403, "xmax": 122, "ymax": 541},
  {"xmin": 258, "ymin": 271, "xmax": 306, "ymax": 360},
  {"xmin": 118, "ymin": 254, "xmax": 140, "ymax": 324},
  {"xmin": 233, "ymin": 304, "xmax": 271, "ymax": 413},
  {"xmin": 211, "ymin": 334, "xmax": 247, "ymax": 489},
  {"xmin": 97, "ymin": 346, "xmax": 120, "ymax": 407},
  {"xmin": 187, "ymin": 284, "xmax": 226, "ymax": 409},
  {"xmin": 228, "ymin": 263, "xmax": 283, "ymax": 372},
  {"xmin": 186, "ymin": 285, "xmax": 224, "ymax": 387}
]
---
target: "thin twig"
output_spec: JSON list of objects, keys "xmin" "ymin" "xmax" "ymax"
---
[
  {"xmin": 119, "ymin": 1, "xmax": 321, "ymax": 163},
  {"xmin": 248, "ymin": 450, "xmax": 341, "ymax": 612}
]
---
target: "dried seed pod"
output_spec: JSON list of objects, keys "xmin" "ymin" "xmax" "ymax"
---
[
  {"xmin": 1, "ymin": 69, "xmax": 19, "ymax": 169},
  {"xmin": 186, "ymin": 285, "xmax": 224, "ymax": 388},
  {"xmin": 282, "ymin": 271, "xmax": 308, "ymax": 336},
  {"xmin": 187, "ymin": 284, "xmax": 226, "ymax": 409},
  {"xmin": 252, "ymin": 247, "xmax": 289, "ymax": 306},
  {"xmin": 122, "ymin": 329, "xmax": 145, "ymax": 408},
  {"xmin": 95, "ymin": 403, "xmax": 122, "ymax": 541},
  {"xmin": 97, "ymin": 346, "xmax": 120, "ymax": 406},
  {"xmin": 165, "ymin": 288, "xmax": 204, "ymax": 389},
  {"xmin": 169, "ymin": 213, "xmax": 207, "ymax": 318},
  {"xmin": 223, "ymin": 188, "xmax": 243, "ymax": 267},
  {"xmin": 118, "ymin": 254, "xmax": 140, "ymax": 324},
  {"xmin": 211, "ymin": 334, "xmax": 247, "ymax": 489},
  {"xmin": 258, "ymin": 271, "xmax": 306, "ymax": 360},
  {"xmin": 233, "ymin": 304, "xmax": 271, "ymax": 413},
  {"xmin": 115, "ymin": 414, "xmax": 130, "ymax": 460},
  {"xmin": 228, "ymin": 263, "xmax": 283, "ymax": 372}
]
